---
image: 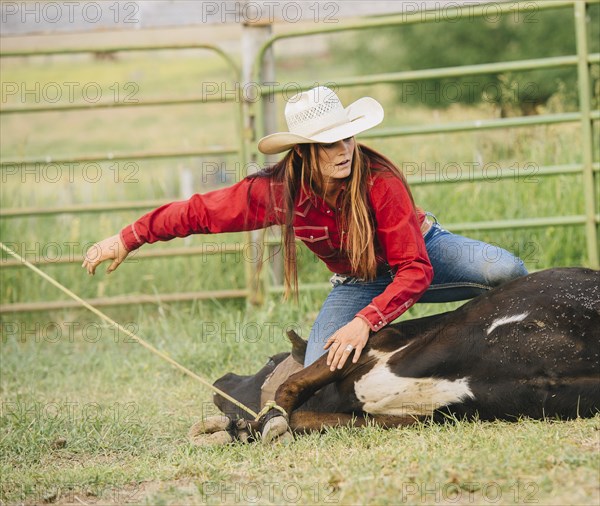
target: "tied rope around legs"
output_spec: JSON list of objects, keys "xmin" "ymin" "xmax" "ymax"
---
[
  {"xmin": 0, "ymin": 242, "xmax": 258, "ymax": 420},
  {"xmin": 254, "ymin": 400, "xmax": 288, "ymax": 421}
]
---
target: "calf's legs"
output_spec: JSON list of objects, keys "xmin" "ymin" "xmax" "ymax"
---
[{"xmin": 260, "ymin": 355, "xmax": 421, "ymax": 439}]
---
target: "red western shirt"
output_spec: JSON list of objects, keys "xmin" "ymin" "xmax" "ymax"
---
[{"xmin": 120, "ymin": 171, "xmax": 433, "ymax": 332}]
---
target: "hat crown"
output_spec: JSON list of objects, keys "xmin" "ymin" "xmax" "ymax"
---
[
  {"xmin": 257, "ymin": 85, "xmax": 384, "ymax": 154},
  {"xmin": 284, "ymin": 86, "xmax": 348, "ymax": 137}
]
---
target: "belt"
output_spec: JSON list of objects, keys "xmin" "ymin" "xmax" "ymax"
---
[{"xmin": 330, "ymin": 263, "xmax": 394, "ymax": 286}]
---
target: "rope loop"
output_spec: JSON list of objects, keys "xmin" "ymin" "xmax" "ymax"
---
[{"xmin": 255, "ymin": 400, "xmax": 288, "ymax": 421}]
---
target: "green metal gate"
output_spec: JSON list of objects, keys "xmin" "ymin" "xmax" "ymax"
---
[{"xmin": 1, "ymin": 0, "xmax": 598, "ymax": 314}]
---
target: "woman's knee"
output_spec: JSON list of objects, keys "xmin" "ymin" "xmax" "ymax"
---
[{"xmin": 484, "ymin": 254, "xmax": 528, "ymax": 287}]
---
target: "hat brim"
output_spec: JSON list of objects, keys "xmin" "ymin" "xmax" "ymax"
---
[{"xmin": 257, "ymin": 97, "xmax": 384, "ymax": 155}]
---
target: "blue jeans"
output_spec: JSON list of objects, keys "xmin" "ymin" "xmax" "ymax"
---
[{"xmin": 303, "ymin": 220, "xmax": 528, "ymax": 366}]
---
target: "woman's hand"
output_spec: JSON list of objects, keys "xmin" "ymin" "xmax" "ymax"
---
[
  {"xmin": 324, "ymin": 317, "xmax": 371, "ymax": 371},
  {"xmin": 82, "ymin": 234, "xmax": 130, "ymax": 275}
]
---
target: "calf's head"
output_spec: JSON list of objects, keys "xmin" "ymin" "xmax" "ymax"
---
[{"xmin": 212, "ymin": 330, "xmax": 307, "ymax": 418}]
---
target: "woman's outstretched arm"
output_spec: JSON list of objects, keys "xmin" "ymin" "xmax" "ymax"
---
[{"xmin": 83, "ymin": 175, "xmax": 280, "ymax": 275}]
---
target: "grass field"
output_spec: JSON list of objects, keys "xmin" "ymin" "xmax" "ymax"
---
[{"xmin": 1, "ymin": 20, "xmax": 599, "ymax": 506}]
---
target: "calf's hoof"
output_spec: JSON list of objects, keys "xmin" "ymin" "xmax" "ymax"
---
[
  {"xmin": 188, "ymin": 415, "xmax": 234, "ymax": 446},
  {"xmin": 190, "ymin": 429, "xmax": 234, "ymax": 446},
  {"xmin": 190, "ymin": 415, "xmax": 231, "ymax": 434},
  {"xmin": 235, "ymin": 418, "xmax": 253, "ymax": 443},
  {"xmin": 261, "ymin": 415, "xmax": 294, "ymax": 444},
  {"xmin": 188, "ymin": 415, "xmax": 256, "ymax": 446}
]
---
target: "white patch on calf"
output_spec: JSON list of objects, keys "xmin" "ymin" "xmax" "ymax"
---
[
  {"xmin": 354, "ymin": 350, "xmax": 475, "ymax": 416},
  {"xmin": 486, "ymin": 312, "xmax": 530, "ymax": 335},
  {"xmin": 366, "ymin": 343, "xmax": 411, "ymax": 363}
]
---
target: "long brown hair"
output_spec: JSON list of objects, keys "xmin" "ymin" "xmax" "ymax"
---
[{"xmin": 250, "ymin": 142, "xmax": 416, "ymax": 299}]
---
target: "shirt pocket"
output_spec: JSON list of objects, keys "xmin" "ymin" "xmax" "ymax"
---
[{"xmin": 293, "ymin": 225, "xmax": 337, "ymax": 259}]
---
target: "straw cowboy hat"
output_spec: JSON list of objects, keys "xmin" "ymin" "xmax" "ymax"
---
[{"xmin": 258, "ymin": 86, "xmax": 384, "ymax": 155}]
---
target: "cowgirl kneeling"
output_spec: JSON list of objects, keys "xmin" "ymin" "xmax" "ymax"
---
[{"xmin": 83, "ymin": 87, "xmax": 528, "ymax": 371}]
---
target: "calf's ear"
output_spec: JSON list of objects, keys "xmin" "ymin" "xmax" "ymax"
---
[{"xmin": 286, "ymin": 330, "xmax": 307, "ymax": 364}]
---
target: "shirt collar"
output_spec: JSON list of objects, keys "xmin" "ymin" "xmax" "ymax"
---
[
  {"xmin": 298, "ymin": 184, "xmax": 311, "ymax": 206},
  {"xmin": 297, "ymin": 181, "xmax": 348, "ymax": 207}
]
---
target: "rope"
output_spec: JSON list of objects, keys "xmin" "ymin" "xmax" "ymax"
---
[
  {"xmin": 254, "ymin": 400, "xmax": 288, "ymax": 421},
  {"xmin": 0, "ymin": 242, "xmax": 258, "ymax": 420}
]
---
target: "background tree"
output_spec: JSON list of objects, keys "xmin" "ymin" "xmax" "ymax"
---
[{"xmin": 340, "ymin": 5, "xmax": 599, "ymax": 115}]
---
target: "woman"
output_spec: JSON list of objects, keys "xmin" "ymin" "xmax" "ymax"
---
[{"xmin": 83, "ymin": 86, "xmax": 527, "ymax": 372}]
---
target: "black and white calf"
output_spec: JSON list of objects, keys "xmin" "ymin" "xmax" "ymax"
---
[{"xmin": 191, "ymin": 268, "xmax": 600, "ymax": 443}]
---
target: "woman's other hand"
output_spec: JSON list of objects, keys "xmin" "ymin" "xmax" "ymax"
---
[{"xmin": 82, "ymin": 234, "xmax": 129, "ymax": 275}]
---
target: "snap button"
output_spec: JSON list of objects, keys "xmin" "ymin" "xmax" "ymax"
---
[{"xmin": 310, "ymin": 235, "xmax": 314, "ymax": 239}]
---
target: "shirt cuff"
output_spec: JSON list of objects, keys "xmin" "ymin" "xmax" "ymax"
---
[
  {"xmin": 355, "ymin": 298, "xmax": 416, "ymax": 332},
  {"xmin": 120, "ymin": 224, "xmax": 144, "ymax": 252},
  {"xmin": 355, "ymin": 304, "xmax": 388, "ymax": 332}
]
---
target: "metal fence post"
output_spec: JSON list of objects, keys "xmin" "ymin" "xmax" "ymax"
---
[
  {"xmin": 241, "ymin": 5, "xmax": 275, "ymax": 305},
  {"xmin": 574, "ymin": 1, "xmax": 599, "ymax": 269},
  {"xmin": 259, "ymin": 28, "xmax": 284, "ymax": 290}
]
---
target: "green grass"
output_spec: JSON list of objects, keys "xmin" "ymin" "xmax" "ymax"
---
[
  {"xmin": 2, "ymin": 304, "xmax": 599, "ymax": 505},
  {"xmin": 1, "ymin": 30, "xmax": 599, "ymax": 506}
]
